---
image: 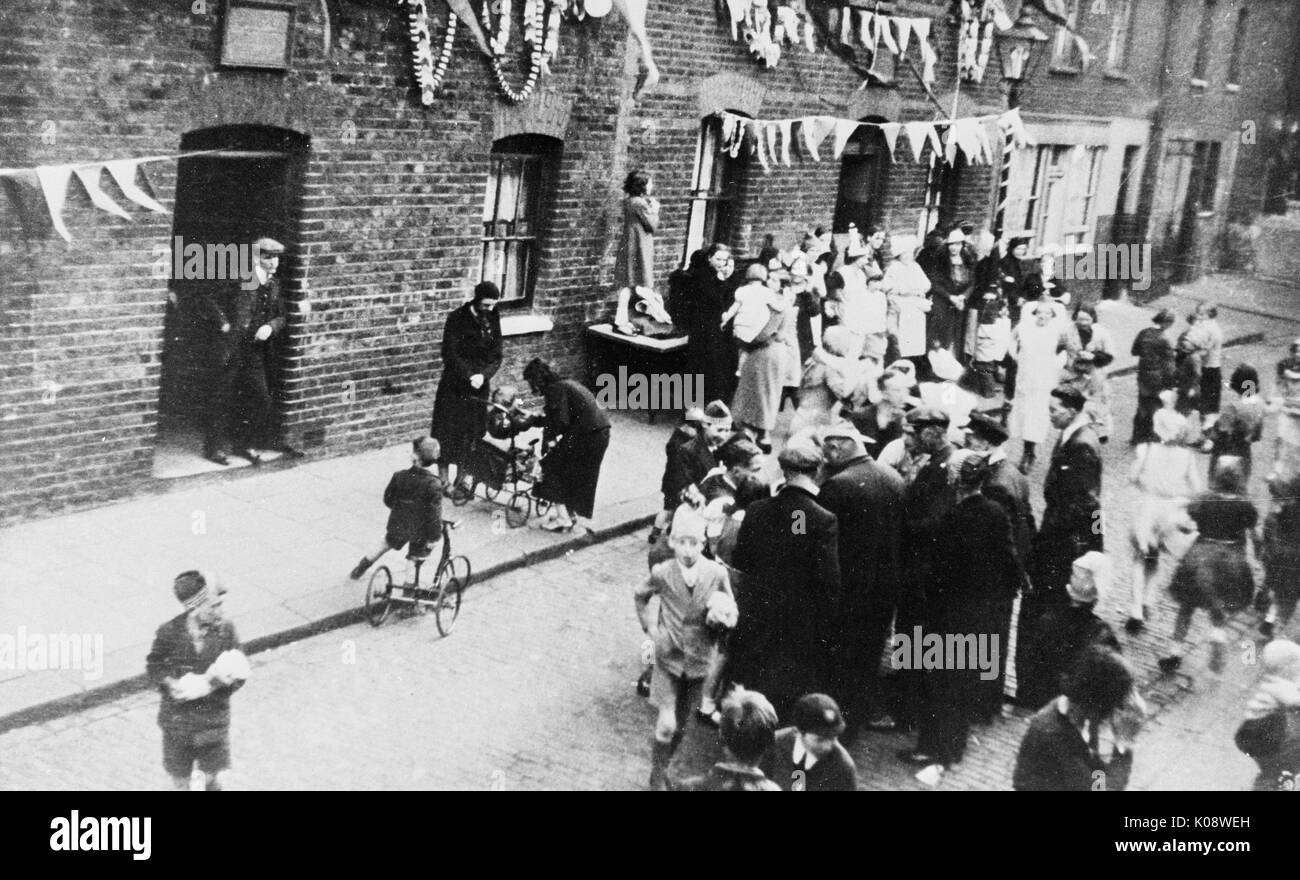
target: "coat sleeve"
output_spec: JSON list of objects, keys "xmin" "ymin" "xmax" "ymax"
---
[
  {"xmin": 816, "ymin": 512, "xmax": 843, "ymax": 604},
  {"xmin": 424, "ymin": 477, "xmax": 443, "ymax": 540},
  {"xmin": 145, "ymin": 624, "xmax": 175, "ymax": 689},
  {"xmin": 543, "ymin": 384, "xmax": 572, "ymax": 446},
  {"xmin": 629, "ymin": 196, "xmax": 660, "ymax": 235},
  {"xmin": 441, "ymin": 312, "xmax": 475, "ymax": 385},
  {"xmin": 383, "ymin": 473, "xmax": 399, "ymax": 509},
  {"xmin": 266, "ymin": 285, "xmax": 287, "ymax": 336}
]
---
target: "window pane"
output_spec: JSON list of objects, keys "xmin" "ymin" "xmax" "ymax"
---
[
  {"xmin": 482, "ymin": 157, "xmax": 501, "ymax": 224},
  {"xmin": 495, "ymin": 158, "xmax": 522, "ymax": 225}
]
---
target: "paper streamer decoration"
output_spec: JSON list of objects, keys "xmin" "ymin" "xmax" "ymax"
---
[
  {"xmin": 879, "ymin": 123, "xmax": 901, "ymax": 162},
  {"xmin": 903, "ymin": 121, "xmax": 930, "ymax": 163},
  {"xmin": 778, "ymin": 120, "xmax": 793, "ymax": 166},
  {"xmin": 35, "ymin": 165, "xmax": 73, "ymax": 242},
  {"xmin": 73, "ymin": 165, "xmax": 131, "ymax": 220},
  {"xmin": 831, "ymin": 119, "xmax": 859, "ymax": 159}
]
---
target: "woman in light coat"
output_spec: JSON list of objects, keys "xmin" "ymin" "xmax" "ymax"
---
[
  {"xmin": 1064, "ymin": 305, "xmax": 1117, "ymax": 443},
  {"xmin": 1009, "ymin": 301, "xmax": 1075, "ymax": 473},
  {"xmin": 883, "ymin": 233, "xmax": 932, "ymax": 376}
]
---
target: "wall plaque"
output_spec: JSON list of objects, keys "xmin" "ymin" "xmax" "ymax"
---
[{"xmin": 220, "ymin": 0, "xmax": 296, "ymax": 71}]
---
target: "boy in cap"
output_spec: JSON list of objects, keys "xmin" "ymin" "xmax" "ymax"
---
[
  {"xmin": 350, "ymin": 437, "xmax": 444, "ymax": 584},
  {"xmin": 761, "ymin": 692, "xmax": 858, "ymax": 791},
  {"xmin": 656, "ymin": 401, "xmax": 733, "ymax": 543},
  {"xmin": 146, "ymin": 571, "xmax": 249, "ymax": 790},
  {"xmin": 635, "ymin": 503, "xmax": 735, "ymax": 790},
  {"xmin": 651, "ymin": 406, "xmax": 709, "ymax": 544}
]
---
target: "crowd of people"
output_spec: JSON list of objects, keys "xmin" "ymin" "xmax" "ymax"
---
[{"xmin": 635, "ymin": 217, "xmax": 1300, "ymax": 792}]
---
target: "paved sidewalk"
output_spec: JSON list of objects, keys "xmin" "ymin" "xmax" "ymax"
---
[
  {"xmin": 0, "ymin": 270, "xmax": 1294, "ymax": 734},
  {"xmin": 0, "ymin": 410, "xmax": 668, "ymax": 728}
]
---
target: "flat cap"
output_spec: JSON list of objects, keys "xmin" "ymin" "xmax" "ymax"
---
[
  {"xmin": 792, "ymin": 693, "xmax": 846, "ymax": 737},
  {"xmin": 907, "ymin": 406, "xmax": 949, "ymax": 428}
]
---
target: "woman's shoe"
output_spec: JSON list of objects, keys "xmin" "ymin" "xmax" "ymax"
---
[
  {"xmin": 1124, "ymin": 617, "xmax": 1145, "ymax": 635},
  {"xmin": 1157, "ymin": 656, "xmax": 1183, "ymax": 674}
]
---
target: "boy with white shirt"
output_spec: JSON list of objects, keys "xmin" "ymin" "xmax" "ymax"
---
[{"xmin": 635, "ymin": 504, "xmax": 734, "ymax": 790}]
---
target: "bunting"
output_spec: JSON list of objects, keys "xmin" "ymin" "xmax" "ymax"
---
[{"xmin": 713, "ymin": 108, "xmax": 1032, "ymax": 172}]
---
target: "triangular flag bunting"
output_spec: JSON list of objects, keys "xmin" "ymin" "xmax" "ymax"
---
[
  {"xmin": 764, "ymin": 123, "xmax": 780, "ymax": 171},
  {"xmin": 35, "ymin": 165, "xmax": 73, "ymax": 242},
  {"xmin": 879, "ymin": 123, "xmax": 901, "ymax": 162},
  {"xmin": 105, "ymin": 159, "xmax": 168, "ymax": 213},
  {"xmin": 73, "ymin": 164, "xmax": 131, "ymax": 220},
  {"xmin": 778, "ymin": 120, "xmax": 793, "ymax": 166},
  {"xmin": 831, "ymin": 119, "xmax": 859, "ymax": 159},
  {"xmin": 895, "ymin": 16, "xmax": 912, "ymax": 55},
  {"xmin": 903, "ymin": 121, "xmax": 929, "ymax": 163},
  {"xmin": 800, "ymin": 115, "xmax": 836, "ymax": 161}
]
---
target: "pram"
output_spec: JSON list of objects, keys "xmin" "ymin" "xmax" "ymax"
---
[{"xmin": 453, "ymin": 401, "xmax": 553, "ymax": 528}]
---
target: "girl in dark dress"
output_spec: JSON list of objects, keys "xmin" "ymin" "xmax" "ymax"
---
[
  {"xmin": 431, "ymin": 282, "xmax": 503, "ymax": 495},
  {"xmin": 523, "ymin": 358, "xmax": 612, "ymax": 531},
  {"xmin": 1161, "ymin": 457, "xmax": 1260, "ymax": 675}
]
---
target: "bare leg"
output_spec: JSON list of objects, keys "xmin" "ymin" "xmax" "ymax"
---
[{"xmin": 611, "ymin": 0, "xmax": 660, "ymax": 98}]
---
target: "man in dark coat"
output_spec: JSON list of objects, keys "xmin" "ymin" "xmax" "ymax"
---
[
  {"xmin": 1130, "ymin": 308, "xmax": 1177, "ymax": 444},
  {"xmin": 728, "ymin": 439, "xmax": 841, "ymax": 721},
  {"xmin": 900, "ymin": 451, "xmax": 1025, "ymax": 770},
  {"xmin": 1019, "ymin": 386, "xmax": 1104, "ymax": 699},
  {"xmin": 431, "ymin": 281, "xmax": 504, "ymax": 492},
  {"xmin": 198, "ymin": 237, "xmax": 294, "ymax": 466},
  {"xmin": 892, "ymin": 406, "xmax": 958, "ymax": 729},
  {"xmin": 963, "ymin": 412, "xmax": 1035, "ymax": 718},
  {"xmin": 817, "ymin": 421, "xmax": 906, "ymax": 740},
  {"xmin": 146, "ymin": 571, "xmax": 248, "ymax": 790}
]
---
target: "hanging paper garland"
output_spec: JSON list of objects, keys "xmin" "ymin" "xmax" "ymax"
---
[
  {"xmin": 400, "ymin": 0, "xmax": 458, "ymax": 105},
  {"xmin": 481, "ymin": 0, "xmax": 564, "ymax": 103},
  {"xmin": 956, "ymin": 0, "xmax": 1007, "ymax": 83}
]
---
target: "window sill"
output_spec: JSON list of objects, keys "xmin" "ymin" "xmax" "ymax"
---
[
  {"xmin": 1049, "ymin": 64, "xmax": 1083, "ymax": 76},
  {"xmin": 1103, "ymin": 69, "xmax": 1131, "ymax": 81},
  {"xmin": 1196, "ymin": 210, "xmax": 1216, "ymax": 220},
  {"xmin": 1225, "ymin": 83, "xmax": 1241, "ymax": 93},
  {"xmin": 500, "ymin": 313, "xmax": 554, "ymax": 336},
  {"xmin": 1190, "ymin": 78, "xmax": 1208, "ymax": 90}
]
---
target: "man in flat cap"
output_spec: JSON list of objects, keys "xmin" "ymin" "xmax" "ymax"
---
[
  {"xmin": 761, "ymin": 692, "xmax": 858, "ymax": 791},
  {"xmin": 201, "ymin": 236, "xmax": 298, "ymax": 466},
  {"xmin": 817, "ymin": 420, "xmax": 906, "ymax": 739},
  {"xmin": 728, "ymin": 438, "xmax": 841, "ymax": 721},
  {"xmin": 1017, "ymin": 385, "xmax": 1104, "ymax": 704},
  {"xmin": 891, "ymin": 406, "xmax": 957, "ymax": 730}
]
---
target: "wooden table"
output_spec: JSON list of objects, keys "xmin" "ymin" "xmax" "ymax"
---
[{"xmin": 584, "ymin": 323, "xmax": 691, "ymax": 424}]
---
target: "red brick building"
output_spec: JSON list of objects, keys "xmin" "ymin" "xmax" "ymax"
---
[{"xmin": 1, "ymin": 0, "xmax": 1010, "ymax": 522}]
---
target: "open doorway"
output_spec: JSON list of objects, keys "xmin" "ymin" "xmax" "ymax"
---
[{"xmin": 154, "ymin": 125, "xmax": 309, "ymax": 479}]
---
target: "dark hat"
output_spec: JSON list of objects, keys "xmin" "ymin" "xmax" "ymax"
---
[
  {"xmin": 1050, "ymin": 385, "xmax": 1087, "ymax": 412},
  {"xmin": 702, "ymin": 400, "xmax": 733, "ymax": 427},
  {"xmin": 1153, "ymin": 308, "xmax": 1175, "ymax": 326},
  {"xmin": 792, "ymin": 693, "xmax": 846, "ymax": 737},
  {"xmin": 173, "ymin": 570, "xmax": 207, "ymax": 605},
  {"xmin": 907, "ymin": 406, "xmax": 950, "ymax": 429},
  {"xmin": 966, "ymin": 412, "xmax": 1009, "ymax": 445},
  {"xmin": 473, "ymin": 280, "xmax": 501, "ymax": 302}
]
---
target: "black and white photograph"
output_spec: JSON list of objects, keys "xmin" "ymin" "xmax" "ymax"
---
[{"xmin": 0, "ymin": 0, "xmax": 1297, "ymax": 829}]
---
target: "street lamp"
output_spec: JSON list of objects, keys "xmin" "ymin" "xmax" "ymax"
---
[
  {"xmin": 992, "ymin": 8, "xmax": 1050, "ymax": 244},
  {"xmin": 996, "ymin": 9, "xmax": 1050, "ymax": 109}
]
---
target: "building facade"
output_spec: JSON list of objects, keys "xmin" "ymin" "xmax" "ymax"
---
[{"xmin": 1, "ymin": 0, "xmax": 1008, "ymax": 523}]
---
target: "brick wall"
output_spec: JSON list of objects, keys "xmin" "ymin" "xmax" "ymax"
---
[{"xmin": 0, "ymin": 0, "xmax": 999, "ymax": 523}]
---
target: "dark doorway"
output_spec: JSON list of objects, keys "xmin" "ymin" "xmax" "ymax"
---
[
  {"xmin": 832, "ymin": 123, "xmax": 889, "ymax": 235},
  {"xmin": 154, "ymin": 125, "xmax": 309, "ymax": 478}
]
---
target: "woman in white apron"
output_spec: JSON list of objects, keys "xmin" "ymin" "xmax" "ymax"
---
[{"xmin": 1009, "ymin": 301, "xmax": 1073, "ymax": 473}]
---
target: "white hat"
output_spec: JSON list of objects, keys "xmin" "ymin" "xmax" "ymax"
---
[
  {"xmin": 670, "ymin": 504, "xmax": 708, "ymax": 542},
  {"xmin": 1068, "ymin": 551, "xmax": 1111, "ymax": 604},
  {"xmin": 845, "ymin": 239, "xmax": 872, "ymax": 260},
  {"xmin": 890, "ymin": 234, "xmax": 918, "ymax": 257},
  {"xmin": 927, "ymin": 348, "xmax": 965, "ymax": 382},
  {"xmin": 945, "ymin": 229, "xmax": 967, "ymax": 245}
]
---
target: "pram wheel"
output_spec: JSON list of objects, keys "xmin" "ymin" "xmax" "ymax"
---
[
  {"xmin": 506, "ymin": 492, "xmax": 530, "ymax": 529},
  {"xmin": 482, "ymin": 479, "xmax": 502, "ymax": 502},
  {"xmin": 533, "ymin": 496, "xmax": 552, "ymax": 518}
]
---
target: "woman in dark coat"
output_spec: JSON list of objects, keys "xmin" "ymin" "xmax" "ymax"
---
[
  {"xmin": 523, "ymin": 358, "xmax": 611, "ymax": 530},
  {"xmin": 922, "ymin": 228, "xmax": 976, "ymax": 357},
  {"xmin": 679, "ymin": 243, "xmax": 739, "ymax": 404},
  {"xmin": 430, "ymin": 281, "xmax": 503, "ymax": 492},
  {"xmin": 1160, "ymin": 457, "xmax": 1259, "ymax": 675},
  {"xmin": 899, "ymin": 450, "xmax": 1026, "ymax": 769}
]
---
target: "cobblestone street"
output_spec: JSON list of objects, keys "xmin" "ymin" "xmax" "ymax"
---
[{"xmin": 0, "ymin": 317, "xmax": 1293, "ymax": 791}]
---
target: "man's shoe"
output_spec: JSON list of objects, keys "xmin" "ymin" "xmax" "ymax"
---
[
  {"xmin": 1124, "ymin": 617, "xmax": 1145, "ymax": 635},
  {"xmin": 647, "ymin": 527, "xmax": 663, "ymax": 545},
  {"xmin": 349, "ymin": 557, "xmax": 371, "ymax": 580},
  {"xmin": 234, "ymin": 448, "xmax": 262, "ymax": 467},
  {"xmin": 205, "ymin": 451, "xmax": 230, "ymax": 466},
  {"xmin": 276, "ymin": 444, "xmax": 306, "ymax": 459},
  {"xmin": 1157, "ymin": 656, "xmax": 1183, "ymax": 674},
  {"xmin": 1260, "ymin": 620, "xmax": 1276, "ymax": 639}
]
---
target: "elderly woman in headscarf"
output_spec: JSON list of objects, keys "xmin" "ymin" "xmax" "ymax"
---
[
  {"xmin": 1161, "ymin": 457, "xmax": 1260, "ymax": 675},
  {"xmin": 788, "ymin": 325, "xmax": 873, "ymax": 437},
  {"xmin": 1236, "ymin": 639, "xmax": 1300, "ymax": 791}
]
